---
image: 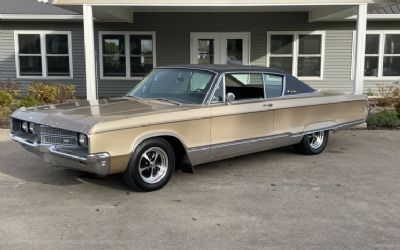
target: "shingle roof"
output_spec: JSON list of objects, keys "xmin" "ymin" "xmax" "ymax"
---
[
  {"xmin": 369, "ymin": 4, "xmax": 400, "ymax": 14},
  {"xmin": 0, "ymin": 0, "xmax": 80, "ymax": 15}
]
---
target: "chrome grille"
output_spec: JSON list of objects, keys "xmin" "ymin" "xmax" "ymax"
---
[
  {"xmin": 40, "ymin": 125, "xmax": 78, "ymax": 146},
  {"xmin": 40, "ymin": 126, "xmax": 77, "ymax": 137}
]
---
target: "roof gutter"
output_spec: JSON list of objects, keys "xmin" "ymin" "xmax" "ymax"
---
[{"xmin": 0, "ymin": 14, "xmax": 83, "ymax": 21}]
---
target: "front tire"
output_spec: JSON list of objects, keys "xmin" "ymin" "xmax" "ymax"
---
[
  {"xmin": 123, "ymin": 138, "xmax": 175, "ymax": 191},
  {"xmin": 295, "ymin": 130, "xmax": 329, "ymax": 155}
]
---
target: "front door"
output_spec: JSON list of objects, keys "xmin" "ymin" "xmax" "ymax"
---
[
  {"xmin": 190, "ymin": 32, "xmax": 250, "ymax": 65},
  {"xmin": 209, "ymin": 72, "xmax": 275, "ymax": 159}
]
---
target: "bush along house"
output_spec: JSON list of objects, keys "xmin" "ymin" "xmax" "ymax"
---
[{"xmin": 0, "ymin": 0, "xmax": 400, "ymax": 100}]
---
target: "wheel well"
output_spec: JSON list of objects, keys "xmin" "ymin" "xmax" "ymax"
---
[{"xmin": 159, "ymin": 136, "xmax": 188, "ymax": 167}]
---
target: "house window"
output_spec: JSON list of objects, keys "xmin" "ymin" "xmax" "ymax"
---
[
  {"xmin": 102, "ymin": 35, "xmax": 126, "ymax": 77},
  {"xmin": 354, "ymin": 31, "xmax": 400, "ymax": 78},
  {"xmin": 364, "ymin": 34, "xmax": 380, "ymax": 77},
  {"xmin": 15, "ymin": 31, "xmax": 72, "ymax": 78},
  {"xmin": 267, "ymin": 32, "xmax": 325, "ymax": 79},
  {"xmin": 99, "ymin": 32, "xmax": 156, "ymax": 79},
  {"xmin": 383, "ymin": 34, "xmax": 400, "ymax": 76}
]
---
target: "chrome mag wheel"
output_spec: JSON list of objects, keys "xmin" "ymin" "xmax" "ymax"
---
[
  {"xmin": 138, "ymin": 147, "xmax": 169, "ymax": 184},
  {"xmin": 308, "ymin": 131, "xmax": 325, "ymax": 149}
]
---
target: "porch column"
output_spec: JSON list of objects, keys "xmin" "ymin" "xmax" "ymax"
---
[
  {"xmin": 83, "ymin": 4, "xmax": 97, "ymax": 100},
  {"xmin": 353, "ymin": 4, "xmax": 368, "ymax": 95}
]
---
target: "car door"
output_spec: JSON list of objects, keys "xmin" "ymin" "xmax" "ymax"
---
[{"xmin": 209, "ymin": 72, "xmax": 275, "ymax": 159}]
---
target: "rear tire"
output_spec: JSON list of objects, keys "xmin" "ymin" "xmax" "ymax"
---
[
  {"xmin": 123, "ymin": 138, "xmax": 175, "ymax": 192},
  {"xmin": 295, "ymin": 130, "xmax": 329, "ymax": 155}
]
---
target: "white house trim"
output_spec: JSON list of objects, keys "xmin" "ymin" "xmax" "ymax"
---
[
  {"xmin": 266, "ymin": 31, "xmax": 326, "ymax": 81},
  {"xmin": 14, "ymin": 30, "xmax": 73, "ymax": 80},
  {"xmin": 83, "ymin": 4, "xmax": 97, "ymax": 100},
  {"xmin": 98, "ymin": 31, "xmax": 157, "ymax": 80}
]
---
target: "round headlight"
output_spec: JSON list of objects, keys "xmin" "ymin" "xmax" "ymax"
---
[
  {"xmin": 28, "ymin": 122, "xmax": 35, "ymax": 134},
  {"xmin": 78, "ymin": 133, "xmax": 88, "ymax": 147},
  {"xmin": 21, "ymin": 121, "xmax": 28, "ymax": 132}
]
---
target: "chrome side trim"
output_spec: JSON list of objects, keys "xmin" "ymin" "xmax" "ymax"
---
[
  {"xmin": 185, "ymin": 119, "xmax": 366, "ymax": 166},
  {"xmin": 211, "ymin": 135, "xmax": 274, "ymax": 161},
  {"xmin": 332, "ymin": 120, "xmax": 367, "ymax": 132},
  {"xmin": 186, "ymin": 146, "xmax": 210, "ymax": 166}
]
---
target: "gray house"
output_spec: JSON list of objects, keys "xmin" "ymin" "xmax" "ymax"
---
[{"xmin": 0, "ymin": 0, "xmax": 399, "ymax": 99}]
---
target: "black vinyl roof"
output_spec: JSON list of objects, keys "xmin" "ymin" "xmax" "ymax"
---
[
  {"xmin": 156, "ymin": 64, "xmax": 316, "ymax": 95},
  {"xmin": 157, "ymin": 64, "xmax": 287, "ymax": 74}
]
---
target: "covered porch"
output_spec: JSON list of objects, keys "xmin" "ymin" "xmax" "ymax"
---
[{"xmin": 43, "ymin": 0, "xmax": 397, "ymax": 99}]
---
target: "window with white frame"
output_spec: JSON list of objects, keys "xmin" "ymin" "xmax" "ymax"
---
[
  {"xmin": 360, "ymin": 32, "xmax": 400, "ymax": 78},
  {"xmin": 99, "ymin": 32, "xmax": 156, "ymax": 79},
  {"xmin": 267, "ymin": 32, "xmax": 325, "ymax": 79},
  {"xmin": 15, "ymin": 31, "xmax": 72, "ymax": 78}
]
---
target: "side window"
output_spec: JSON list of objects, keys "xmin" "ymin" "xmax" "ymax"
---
[
  {"xmin": 263, "ymin": 74, "xmax": 284, "ymax": 98},
  {"xmin": 225, "ymin": 73, "xmax": 264, "ymax": 100}
]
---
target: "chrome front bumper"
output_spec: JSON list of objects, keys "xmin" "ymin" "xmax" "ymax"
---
[{"xmin": 10, "ymin": 134, "xmax": 110, "ymax": 176}]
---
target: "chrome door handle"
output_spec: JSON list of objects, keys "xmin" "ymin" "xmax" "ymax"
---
[{"xmin": 263, "ymin": 103, "xmax": 273, "ymax": 107}]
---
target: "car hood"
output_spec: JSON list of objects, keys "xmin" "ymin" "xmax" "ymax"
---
[{"xmin": 11, "ymin": 97, "xmax": 196, "ymax": 134}]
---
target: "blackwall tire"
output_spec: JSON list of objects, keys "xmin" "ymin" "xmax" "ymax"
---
[
  {"xmin": 295, "ymin": 130, "xmax": 329, "ymax": 155},
  {"xmin": 123, "ymin": 138, "xmax": 175, "ymax": 192}
]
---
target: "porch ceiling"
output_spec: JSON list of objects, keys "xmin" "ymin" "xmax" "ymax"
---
[{"xmin": 43, "ymin": 0, "xmax": 399, "ymax": 22}]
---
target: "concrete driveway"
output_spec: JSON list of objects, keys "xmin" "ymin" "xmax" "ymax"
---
[{"xmin": 0, "ymin": 129, "xmax": 400, "ymax": 250}]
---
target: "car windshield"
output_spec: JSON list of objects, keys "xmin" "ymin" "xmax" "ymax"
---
[{"xmin": 127, "ymin": 68, "xmax": 216, "ymax": 105}]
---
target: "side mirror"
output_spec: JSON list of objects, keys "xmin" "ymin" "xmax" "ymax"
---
[{"xmin": 226, "ymin": 92, "xmax": 235, "ymax": 103}]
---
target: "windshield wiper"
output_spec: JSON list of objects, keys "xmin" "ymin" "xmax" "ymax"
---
[{"xmin": 152, "ymin": 98, "xmax": 182, "ymax": 106}]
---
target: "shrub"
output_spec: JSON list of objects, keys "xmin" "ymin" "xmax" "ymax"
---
[
  {"xmin": 395, "ymin": 100, "xmax": 400, "ymax": 117},
  {"xmin": 374, "ymin": 82, "xmax": 400, "ymax": 107},
  {"xmin": 28, "ymin": 82, "xmax": 75, "ymax": 104},
  {"xmin": 367, "ymin": 110, "xmax": 399, "ymax": 129},
  {"xmin": 0, "ymin": 80, "xmax": 20, "ymax": 99},
  {"xmin": 0, "ymin": 90, "xmax": 14, "ymax": 120},
  {"xmin": 0, "ymin": 82, "xmax": 18, "ymax": 121},
  {"xmin": 0, "ymin": 106, "xmax": 12, "ymax": 119},
  {"xmin": 0, "ymin": 90, "xmax": 14, "ymax": 107},
  {"xmin": 366, "ymin": 89, "xmax": 374, "ymax": 97},
  {"xmin": 17, "ymin": 96, "xmax": 44, "ymax": 108}
]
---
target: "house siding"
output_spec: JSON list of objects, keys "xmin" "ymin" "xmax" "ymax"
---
[
  {"xmin": 0, "ymin": 22, "xmax": 86, "ymax": 95},
  {"xmin": 1, "ymin": 13, "xmax": 400, "ymax": 97}
]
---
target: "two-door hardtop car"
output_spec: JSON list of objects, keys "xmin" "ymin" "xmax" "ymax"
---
[{"xmin": 10, "ymin": 65, "xmax": 368, "ymax": 191}]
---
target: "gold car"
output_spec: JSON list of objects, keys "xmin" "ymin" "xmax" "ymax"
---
[{"xmin": 10, "ymin": 65, "xmax": 368, "ymax": 191}]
